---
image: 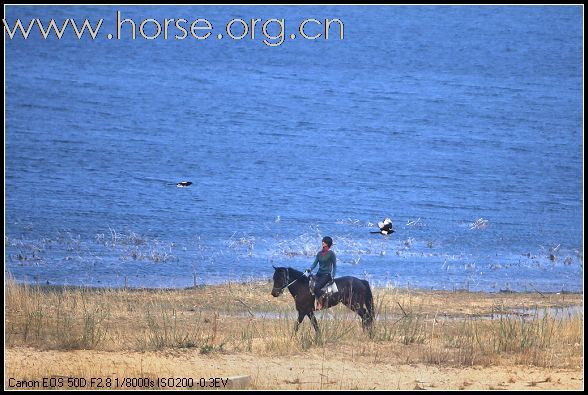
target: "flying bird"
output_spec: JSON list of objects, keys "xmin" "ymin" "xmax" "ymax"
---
[{"xmin": 371, "ymin": 217, "xmax": 395, "ymax": 235}]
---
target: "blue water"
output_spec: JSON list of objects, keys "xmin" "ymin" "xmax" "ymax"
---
[{"xmin": 5, "ymin": 6, "xmax": 584, "ymax": 292}]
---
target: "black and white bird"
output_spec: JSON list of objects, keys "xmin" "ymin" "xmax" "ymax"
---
[
  {"xmin": 371, "ymin": 217, "xmax": 395, "ymax": 235},
  {"xmin": 176, "ymin": 181, "xmax": 192, "ymax": 188}
]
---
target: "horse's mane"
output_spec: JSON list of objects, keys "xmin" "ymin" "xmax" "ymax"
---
[{"xmin": 279, "ymin": 267, "xmax": 308, "ymax": 285}]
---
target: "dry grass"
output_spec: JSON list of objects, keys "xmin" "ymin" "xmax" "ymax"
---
[{"xmin": 4, "ymin": 277, "xmax": 584, "ymax": 389}]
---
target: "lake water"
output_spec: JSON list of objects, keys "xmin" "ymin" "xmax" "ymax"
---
[{"xmin": 5, "ymin": 5, "xmax": 584, "ymax": 292}]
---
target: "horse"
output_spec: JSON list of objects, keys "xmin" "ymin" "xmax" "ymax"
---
[{"xmin": 271, "ymin": 266, "xmax": 374, "ymax": 334}]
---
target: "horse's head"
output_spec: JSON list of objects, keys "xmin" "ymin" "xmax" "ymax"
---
[{"xmin": 271, "ymin": 266, "xmax": 289, "ymax": 297}]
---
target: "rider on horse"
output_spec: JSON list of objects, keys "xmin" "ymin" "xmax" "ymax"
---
[{"xmin": 304, "ymin": 236, "xmax": 336, "ymax": 309}]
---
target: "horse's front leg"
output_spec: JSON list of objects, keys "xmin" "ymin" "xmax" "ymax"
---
[
  {"xmin": 293, "ymin": 311, "xmax": 306, "ymax": 333},
  {"xmin": 308, "ymin": 311, "xmax": 320, "ymax": 336}
]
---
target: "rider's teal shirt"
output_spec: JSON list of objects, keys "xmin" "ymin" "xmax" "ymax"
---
[{"xmin": 309, "ymin": 250, "xmax": 336, "ymax": 277}]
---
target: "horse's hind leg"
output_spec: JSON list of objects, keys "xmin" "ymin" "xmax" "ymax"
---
[
  {"xmin": 348, "ymin": 302, "xmax": 371, "ymax": 331},
  {"xmin": 356, "ymin": 307, "xmax": 368, "ymax": 329},
  {"xmin": 356, "ymin": 307, "xmax": 374, "ymax": 333}
]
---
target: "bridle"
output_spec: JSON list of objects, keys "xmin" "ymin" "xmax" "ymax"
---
[{"xmin": 273, "ymin": 268, "xmax": 303, "ymax": 294}]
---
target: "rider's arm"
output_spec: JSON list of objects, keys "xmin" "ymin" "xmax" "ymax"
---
[{"xmin": 308, "ymin": 253, "xmax": 319, "ymax": 272}]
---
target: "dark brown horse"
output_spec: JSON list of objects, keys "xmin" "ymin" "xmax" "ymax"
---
[{"xmin": 271, "ymin": 266, "xmax": 374, "ymax": 334}]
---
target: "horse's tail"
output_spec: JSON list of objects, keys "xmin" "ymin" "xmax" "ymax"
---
[{"xmin": 361, "ymin": 279, "xmax": 374, "ymax": 328}]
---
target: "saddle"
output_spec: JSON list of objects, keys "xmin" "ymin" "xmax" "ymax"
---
[{"xmin": 308, "ymin": 275, "xmax": 338, "ymax": 296}]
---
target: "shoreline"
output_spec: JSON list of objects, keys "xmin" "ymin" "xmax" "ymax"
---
[{"xmin": 6, "ymin": 278, "xmax": 585, "ymax": 295}]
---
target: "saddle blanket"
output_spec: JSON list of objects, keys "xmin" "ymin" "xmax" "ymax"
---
[{"xmin": 325, "ymin": 282, "xmax": 338, "ymax": 294}]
